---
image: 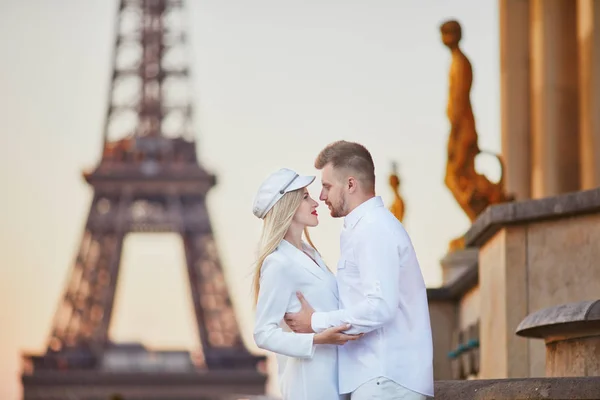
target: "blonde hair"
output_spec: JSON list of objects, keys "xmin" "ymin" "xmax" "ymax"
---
[{"xmin": 252, "ymin": 188, "xmax": 319, "ymax": 304}]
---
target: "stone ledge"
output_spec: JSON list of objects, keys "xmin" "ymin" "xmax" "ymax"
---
[
  {"xmin": 223, "ymin": 397, "xmax": 279, "ymax": 400},
  {"xmin": 427, "ymin": 263, "xmax": 478, "ymax": 302},
  {"xmin": 465, "ymin": 187, "xmax": 600, "ymax": 247},
  {"xmin": 261, "ymin": 378, "xmax": 600, "ymax": 400},
  {"xmin": 21, "ymin": 370, "xmax": 267, "ymax": 385},
  {"xmin": 433, "ymin": 377, "xmax": 600, "ymax": 400}
]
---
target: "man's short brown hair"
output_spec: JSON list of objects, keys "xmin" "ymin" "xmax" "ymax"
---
[{"xmin": 314, "ymin": 140, "xmax": 375, "ymax": 192}]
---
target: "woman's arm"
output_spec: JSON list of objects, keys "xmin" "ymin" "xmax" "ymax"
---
[{"xmin": 253, "ymin": 257, "xmax": 316, "ymax": 359}]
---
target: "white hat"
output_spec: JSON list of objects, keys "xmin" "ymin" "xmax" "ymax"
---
[{"xmin": 253, "ymin": 168, "xmax": 316, "ymax": 219}]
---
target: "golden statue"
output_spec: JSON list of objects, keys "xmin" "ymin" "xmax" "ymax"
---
[
  {"xmin": 440, "ymin": 20, "xmax": 513, "ymax": 250},
  {"xmin": 389, "ymin": 162, "xmax": 405, "ymax": 223}
]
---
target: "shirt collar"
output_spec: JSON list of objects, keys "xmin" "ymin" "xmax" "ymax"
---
[{"xmin": 343, "ymin": 196, "xmax": 383, "ymax": 229}]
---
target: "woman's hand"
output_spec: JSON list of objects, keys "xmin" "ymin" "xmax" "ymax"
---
[{"xmin": 313, "ymin": 324, "xmax": 362, "ymax": 345}]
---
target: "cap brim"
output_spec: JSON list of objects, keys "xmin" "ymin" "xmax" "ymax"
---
[{"xmin": 285, "ymin": 175, "xmax": 315, "ymax": 193}]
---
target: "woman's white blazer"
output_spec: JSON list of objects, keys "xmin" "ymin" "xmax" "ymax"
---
[{"xmin": 253, "ymin": 239, "xmax": 341, "ymax": 400}]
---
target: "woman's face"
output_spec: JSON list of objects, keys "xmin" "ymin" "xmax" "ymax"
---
[{"xmin": 293, "ymin": 188, "xmax": 319, "ymax": 227}]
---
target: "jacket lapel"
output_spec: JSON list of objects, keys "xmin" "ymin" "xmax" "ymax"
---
[
  {"xmin": 281, "ymin": 240, "xmax": 339, "ymax": 301},
  {"xmin": 278, "ymin": 239, "xmax": 326, "ymax": 280}
]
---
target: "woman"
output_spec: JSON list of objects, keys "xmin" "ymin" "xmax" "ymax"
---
[{"xmin": 252, "ymin": 168, "xmax": 358, "ymax": 400}]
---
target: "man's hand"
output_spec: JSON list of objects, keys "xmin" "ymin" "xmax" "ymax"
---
[{"xmin": 284, "ymin": 292, "xmax": 315, "ymax": 333}]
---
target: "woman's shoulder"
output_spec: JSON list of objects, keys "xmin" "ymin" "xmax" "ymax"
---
[
  {"xmin": 260, "ymin": 247, "xmax": 290, "ymax": 275},
  {"xmin": 263, "ymin": 248, "xmax": 285, "ymax": 264}
]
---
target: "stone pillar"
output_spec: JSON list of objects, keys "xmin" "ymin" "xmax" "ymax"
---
[
  {"xmin": 516, "ymin": 300, "xmax": 600, "ymax": 377},
  {"xmin": 499, "ymin": 0, "xmax": 531, "ymax": 200},
  {"xmin": 530, "ymin": 0, "xmax": 580, "ymax": 198},
  {"xmin": 578, "ymin": 0, "xmax": 600, "ymax": 189},
  {"xmin": 477, "ymin": 227, "xmax": 530, "ymax": 379}
]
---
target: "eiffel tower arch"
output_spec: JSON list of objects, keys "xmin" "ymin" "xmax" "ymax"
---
[{"xmin": 21, "ymin": 1, "xmax": 266, "ymax": 399}]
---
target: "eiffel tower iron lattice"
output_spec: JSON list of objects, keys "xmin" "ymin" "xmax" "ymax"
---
[{"xmin": 22, "ymin": 1, "xmax": 266, "ymax": 398}]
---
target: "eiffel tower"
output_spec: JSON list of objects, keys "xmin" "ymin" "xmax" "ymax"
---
[{"xmin": 21, "ymin": 1, "xmax": 266, "ymax": 399}]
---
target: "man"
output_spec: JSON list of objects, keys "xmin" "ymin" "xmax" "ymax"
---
[{"xmin": 284, "ymin": 140, "xmax": 434, "ymax": 400}]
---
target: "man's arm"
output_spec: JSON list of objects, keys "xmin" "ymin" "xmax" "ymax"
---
[{"xmin": 311, "ymin": 228, "xmax": 403, "ymax": 335}]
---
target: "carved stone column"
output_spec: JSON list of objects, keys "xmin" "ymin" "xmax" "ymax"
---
[
  {"xmin": 530, "ymin": 0, "xmax": 580, "ymax": 197},
  {"xmin": 578, "ymin": 0, "xmax": 600, "ymax": 189},
  {"xmin": 500, "ymin": 0, "xmax": 531, "ymax": 200}
]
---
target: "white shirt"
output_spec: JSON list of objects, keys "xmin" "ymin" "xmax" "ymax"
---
[{"xmin": 311, "ymin": 197, "xmax": 434, "ymax": 396}]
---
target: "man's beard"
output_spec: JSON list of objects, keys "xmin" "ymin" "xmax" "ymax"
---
[{"xmin": 329, "ymin": 195, "xmax": 347, "ymax": 218}]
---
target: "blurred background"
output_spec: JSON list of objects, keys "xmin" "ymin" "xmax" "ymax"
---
[{"xmin": 0, "ymin": 0, "xmax": 502, "ymax": 399}]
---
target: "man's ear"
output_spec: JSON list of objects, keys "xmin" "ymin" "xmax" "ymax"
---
[{"xmin": 347, "ymin": 176, "xmax": 358, "ymax": 194}]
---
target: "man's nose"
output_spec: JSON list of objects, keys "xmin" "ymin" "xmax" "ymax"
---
[{"xmin": 319, "ymin": 191, "xmax": 326, "ymax": 201}]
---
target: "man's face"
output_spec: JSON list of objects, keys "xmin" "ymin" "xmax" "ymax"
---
[{"xmin": 319, "ymin": 163, "xmax": 348, "ymax": 218}]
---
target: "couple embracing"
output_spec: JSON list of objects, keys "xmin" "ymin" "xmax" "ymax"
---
[{"xmin": 252, "ymin": 140, "xmax": 434, "ymax": 400}]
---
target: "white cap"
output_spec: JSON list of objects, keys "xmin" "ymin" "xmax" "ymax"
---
[{"xmin": 253, "ymin": 168, "xmax": 316, "ymax": 219}]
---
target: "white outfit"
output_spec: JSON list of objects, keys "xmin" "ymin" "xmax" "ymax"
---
[
  {"xmin": 311, "ymin": 197, "xmax": 434, "ymax": 398},
  {"xmin": 254, "ymin": 239, "xmax": 342, "ymax": 400},
  {"xmin": 349, "ymin": 377, "xmax": 427, "ymax": 400}
]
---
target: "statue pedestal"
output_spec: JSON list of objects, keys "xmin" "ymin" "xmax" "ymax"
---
[{"xmin": 440, "ymin": 247, "xmax": 478, "ymax": 285}]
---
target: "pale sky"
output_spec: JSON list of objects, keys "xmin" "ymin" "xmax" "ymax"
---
[{"xmin": 0, "ymin": 1, "xmax": 499, "ymax": 398}]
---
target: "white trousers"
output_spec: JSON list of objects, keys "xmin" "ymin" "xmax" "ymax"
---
[{"xmin": 346, "ymin": 377, "xmax": 428, "ymax": 400}]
